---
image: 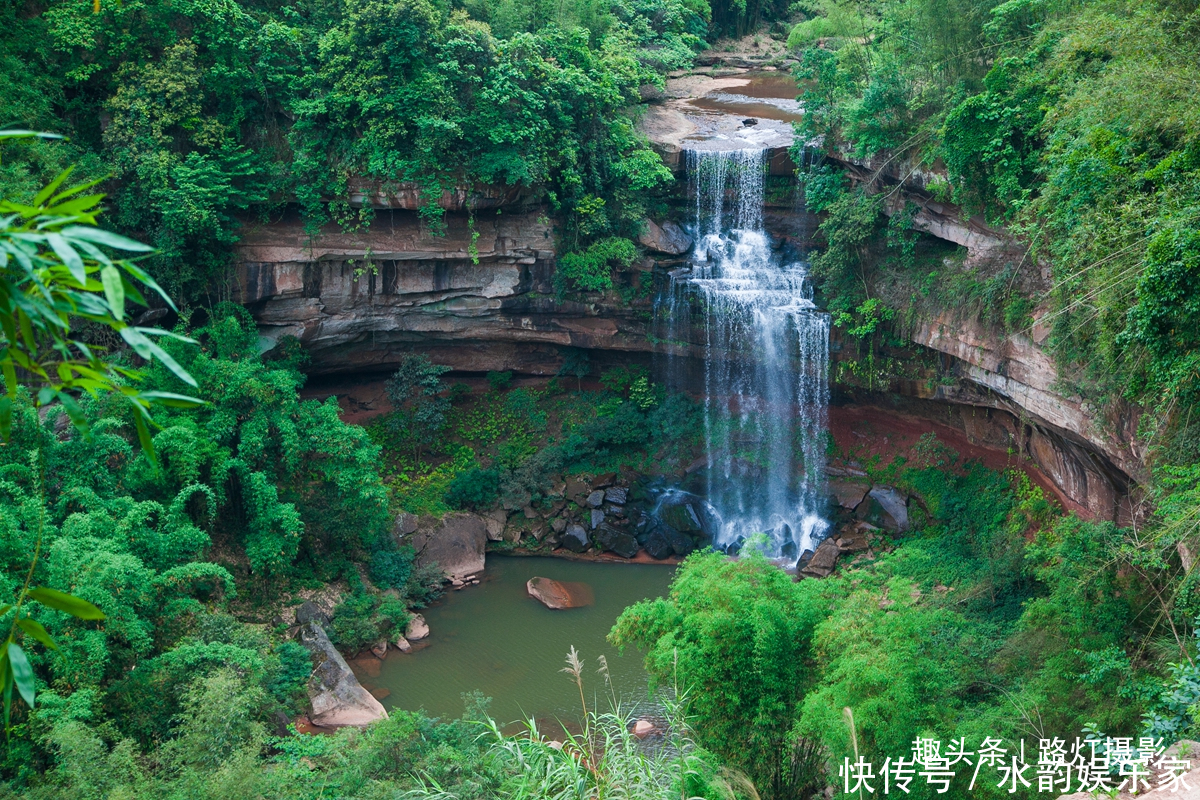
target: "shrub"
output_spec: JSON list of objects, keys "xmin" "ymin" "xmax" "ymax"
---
[
  {"xmin": 445, "ymin": 467, "xmax": 501, "ymax": 510},
  {"xmin": 486, "ymin": 371, "xmax": 513, "ymax": 391},
  {"xmin": 370, "ymin": 546, "xmax": 417, "ymax": 591},
  {"xmin": 266, "ymin": 642, "xmax": 312, "ymax": 708},
  {"xmin": 554, "ymin": 237, "xmax": 638, "ymax": 294},
  {"xmin": 329, "ymin": 592, "xmax": 410, "ymax": 653}
]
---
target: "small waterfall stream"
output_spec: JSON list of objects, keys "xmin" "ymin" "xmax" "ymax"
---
[{"xmin": 658, "ymin": 147, "xmax": 831, "ymax": 562}]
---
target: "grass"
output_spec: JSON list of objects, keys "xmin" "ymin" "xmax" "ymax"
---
[{"xmin": 403, "ymin": 648, "xmax": 760, "ymax": 800}]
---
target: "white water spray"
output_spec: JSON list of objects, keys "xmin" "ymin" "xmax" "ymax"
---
[{"xmin": 659, "ymin": 147, "xmax": 831, "ymax": 562}]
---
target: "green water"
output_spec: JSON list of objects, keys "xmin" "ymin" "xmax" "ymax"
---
[{"xmin": 352, "ymin": 556, "xmax": 676, "ymax": 723}]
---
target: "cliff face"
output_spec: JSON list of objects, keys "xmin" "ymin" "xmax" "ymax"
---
[
  {"xmin": 234, "ymin": 210, "xmax": 654, "ymax": 375},
  {"xmin": 232, "ymin": 121, "xmax": 1141, "ymax": 520}
]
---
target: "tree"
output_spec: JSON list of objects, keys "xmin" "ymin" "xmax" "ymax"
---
[
  {"xmin": 610, "ymin": 549, "xmax": 830, "ymax": 796},
  {"xmin": 0, "ymin": 130, "xmax": 202, "ymax": 453},
  {"xmin": 385, "ymin": 354, "xmax": 452, "ymax": 464},
  {"xmin": 0, "ymin": 129, "xmax": 203, "ymax": 730},
  {"xmin": 557, "ymin": 347, "xmax": 590, "ymax": 392}
]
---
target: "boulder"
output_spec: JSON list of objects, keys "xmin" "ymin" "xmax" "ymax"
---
[
  {"xmin": 586, "ymin": 490, "xmax": 606, "ymax": 508},
  {"xmin": 827, "ymin": 480, "xmax": 870, "ymax": 511},
  {"xmin": 800, "ymin": 538, "xmax": 840, "ymax": 578},
  {"xmin": 835, "ymin": 521, "xmax": 877, "ymax": 552},
  {"xmin": 295, "ymin": 600, "xmax": 331, "ymax": 627},
  {"xmin": 641, "ymin": 527, "xmax": 675, "ymax": 560},
  {"xmin": 590, "ymin": 509, "xmax": 606, "ymax": 529},
  {"xmin": 661, "ymin": 502, "xmax": 702, "ymax": 533},
  {"xmin": 592, "ymin": 472, "xmax": 618, "ymax": 488},
  {"xmin": 551, "ymin": 518, "xmax": 568, "ymax": 534},
  {"xmin": 796, "ymin": 548, "xmax": 814, "ymax": 571},
  {"xmin": 393, "ymin": 636, "xmax": 412, "ymax": 653},
  {"xmin": 370, "ymin": 640, "xmax": 388, "ymax": 659},
  {"xmin": 413, "ymin": 513, "xmax": 487, "ymax": 580},
  {"xmin": 484, "ymin": 508, "xmax": 507, "ymax": 541},
  {"xmin": 526, "ymin": 576, "xmax": 595, "ymax": 609},
  {"xmin": 522, "ymin": 505, "xmax": 538, "ymax": 520},
  {"xmin": 868, "ymin": 486, "xmax": 909, "ymax": 531},
  {"xmin": 638, "ymin": 219, "xmax": 693, "ymax": 255},
  {"xmin": 781, "ymin": 538, "xmax": 798, "ymax": 560},
  {"xmin": 632, "ymin": 719, "xmax": 656, "ymax": 738},
  {"xmin": 664, "ymin": 526, "xmax": 696, "ymax": 557},
  {"xmin": 393, "ymin": 512, "xmax": 419, "ymax": 538},
  {"xmin": 604, "ymin": 487, "xmax": 628, "ymax": 505},
  {"xmin": 562, "ymin": 524, "xmax": 590, "ymax": 553},
  {"xmin": 484, "ymin": 517, "xmax": 505, "ymax": 541},
  {"xmin": 406, "ymin": 613, "xmax": 430, "ymax": 641},
  {"xmin": 594, "ymin": 523, "xmax": 640, "ymax": 558},
  {"xmin": 299, "ymin": 621, "xmax": 388, "ymax": 728},
  {"xmin": 566, "ymin": 478, "xmax": 589, "ymax": 504}
]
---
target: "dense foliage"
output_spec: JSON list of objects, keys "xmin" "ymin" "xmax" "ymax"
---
[
  {"xmin": 787, "ymin": 12, "xmax": 1200, "ymax": 780},
  {"xmin": 613, "ymin": 457, "xmax": 1164, "ymax": 800},
  {"xmin": 0, "ymin": 0, "xmax": 724, "ymax": 300},
  {"xmin": 9, "ymin": 687, "xmax": 752, "ymax": 800},
  {"xmin": 791, "ymin": 0, "xmax": 1200, "ymax": 429},
  {"xmin": 0, "ymin": 304, "xmax": 434, "ymax": 782}
]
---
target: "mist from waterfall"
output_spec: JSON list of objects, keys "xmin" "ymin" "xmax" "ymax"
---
[{"xmin": 658, "ymin": 147, "xmax": 831, "ymax": 562}]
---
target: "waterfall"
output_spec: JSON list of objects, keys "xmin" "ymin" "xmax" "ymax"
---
[{"xmin": 658, "ymin": 147, "xmax": 831, "ymax": 562}]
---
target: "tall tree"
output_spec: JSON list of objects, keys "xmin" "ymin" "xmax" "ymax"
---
[{"xmin": 385, "ymin": 354, "xmax": 451, "ymax": 464}]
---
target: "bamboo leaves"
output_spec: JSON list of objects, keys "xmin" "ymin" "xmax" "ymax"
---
[
  {"xmin": 1, "ymin": 586, "xmax": 105, "ymax": 728},
  {"xmin": 0, "ymin": 130, "xmax": 204, "ymax": 458}
]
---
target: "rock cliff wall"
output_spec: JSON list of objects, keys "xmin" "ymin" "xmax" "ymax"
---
[
  {"xmin": 232, "ymin": 158, "xmax": 1141, "ymax": 520},
  {"xmin": 234, "ymin": 210, "xmax": 654, "ymax": 375}
]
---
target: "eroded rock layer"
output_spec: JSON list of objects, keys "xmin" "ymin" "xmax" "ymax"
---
[
  {"xmin": 234, "ymin": 202, "xmax": 1138, "ymax": 520},
  {"xmin": 234, "ymin": 210, "xmax": 653, "ymax": 375}
]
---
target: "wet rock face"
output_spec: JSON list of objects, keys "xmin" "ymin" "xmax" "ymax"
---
[
  {"xmin": 593, "ymin": 523, "xmax": 640, "ymax": 559},
  {"xmin": 562, "ymin": 524, "xmax": 590, "ymax": 553},
  {"xmin": 637, "ymin": 219, "xmax": 693, "ymax": 255}
]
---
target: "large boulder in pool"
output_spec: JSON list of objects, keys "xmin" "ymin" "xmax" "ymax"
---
[
  {"xmin": 412, "ymin": 513, "xmax": 487, "ymax": 580},
  {"xmin": 299, "ymin": 621, "xmax": 388, "ymax": 728},
  {"xmin": 526, "ymin": 577, "xmax": 594, "ymax": 609},
  {"xmin": 594, "ymin": 523, "xmax": 640, "ymax": 558}
]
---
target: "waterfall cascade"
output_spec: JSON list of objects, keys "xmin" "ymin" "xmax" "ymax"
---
[{"xmin": 657, "ymin": 147, "xmax": 831, "ymax": 562}]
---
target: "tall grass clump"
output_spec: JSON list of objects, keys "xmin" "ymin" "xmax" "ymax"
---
[{"xmin": 404, "ymin": 648, "xmax": 758, "ymax": 800}]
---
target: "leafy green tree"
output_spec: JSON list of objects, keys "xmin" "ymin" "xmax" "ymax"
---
[
  {"xmin": 557, "ymin": 347, "xmax": 591, "ymax": 392},
  {"xmin": 385, "ymin": 354, "xmax": 452, "ymax": 464},
  {"xmin": 611, "ymin": 549, "xmax": 830, "ymax": 796},
  {"xmin": 444, "ymin": 466, "xmax": 501, "ymax": 510},
  {"xmin": 0, "ymin": 131, "xmax": 201, "ymax": 450}
]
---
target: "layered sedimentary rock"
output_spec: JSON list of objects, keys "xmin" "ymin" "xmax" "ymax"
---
[
  {"xmin": 234, "ymin": 210, "xmax": 652, "ymax": 375},
  {"xmin": 232, "ymin": 202, "xmax": 1138, "ymax": 519},
  {"xmin": 908, "ymin": 312, "xmax": 1140, "ymax": 519}
]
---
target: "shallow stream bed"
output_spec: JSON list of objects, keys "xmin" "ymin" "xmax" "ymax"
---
[{"xmin": 350, "ymin": 556, "xmax": 676, "ymax": 724}]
